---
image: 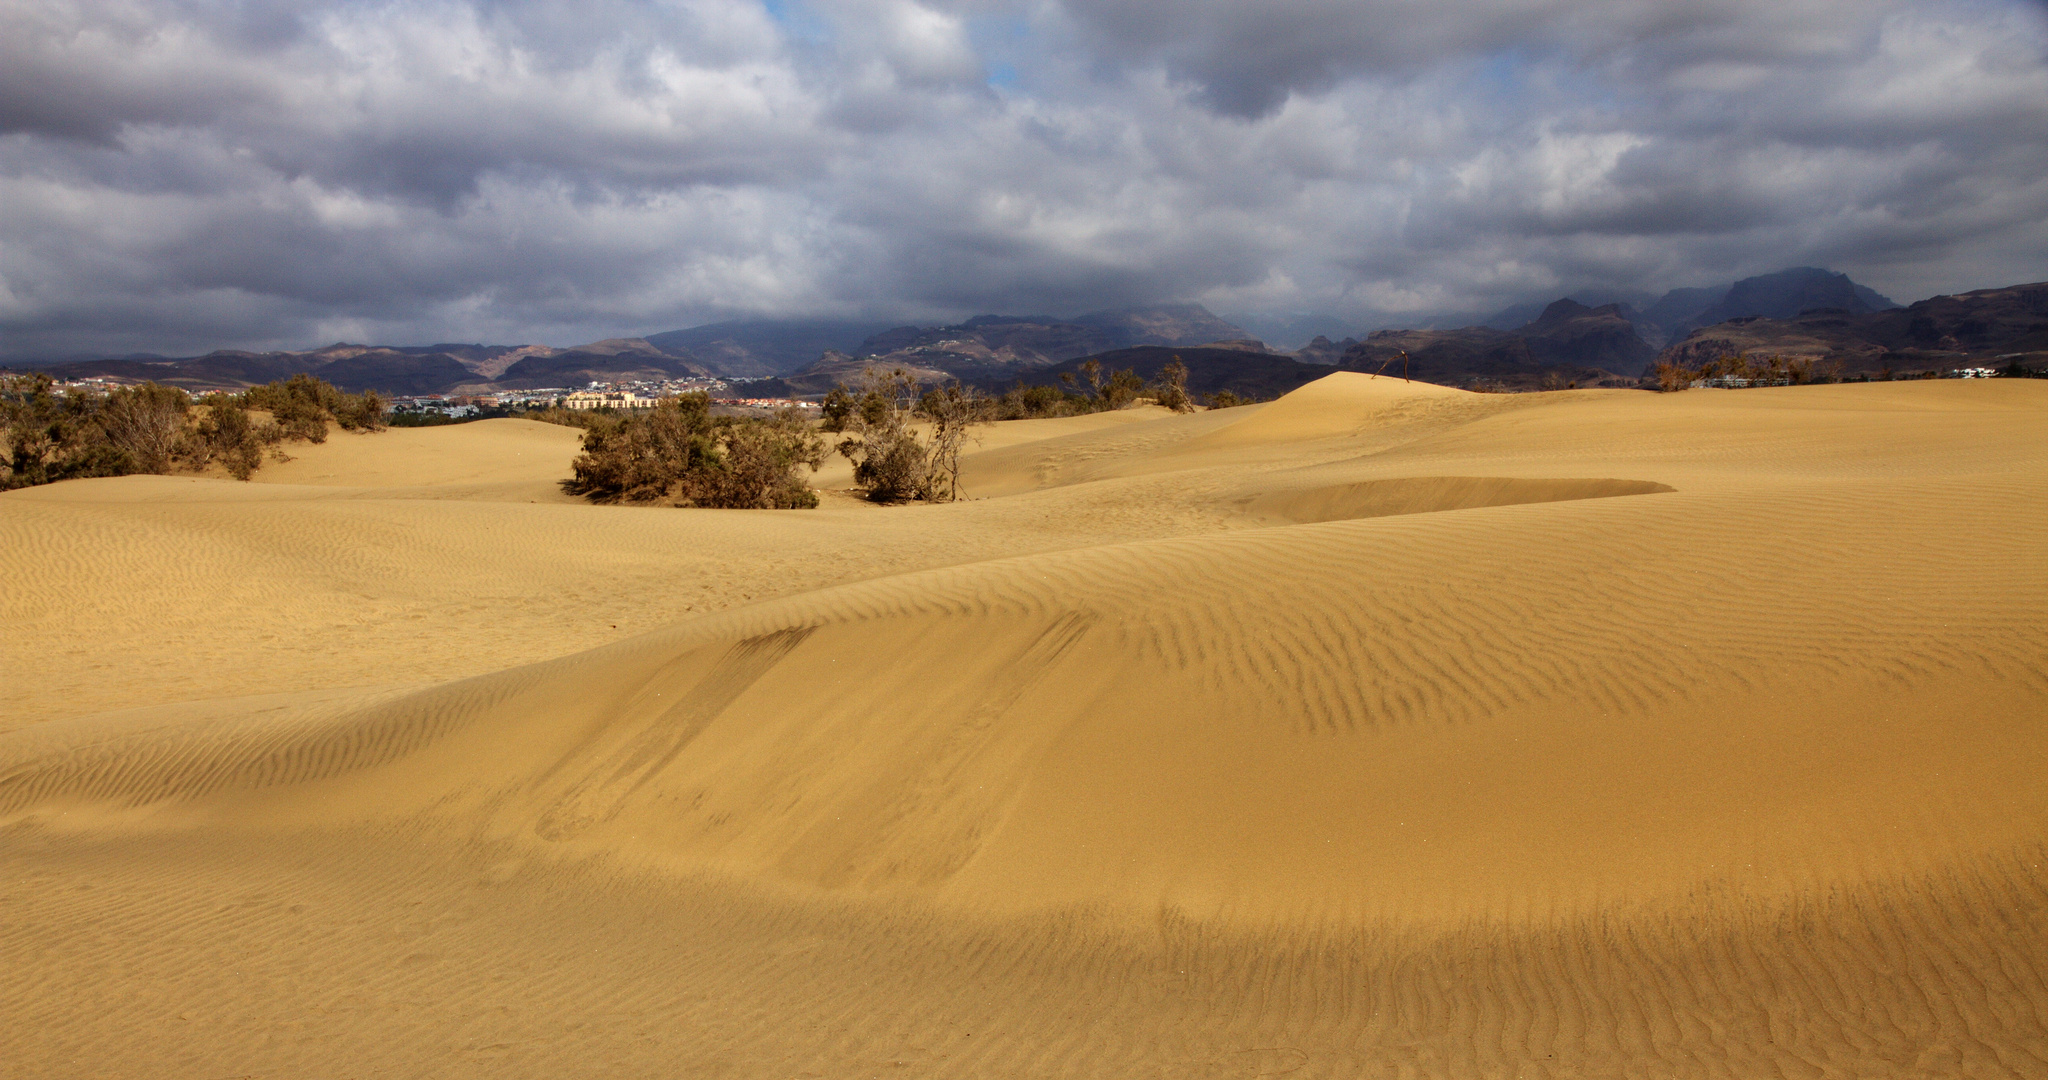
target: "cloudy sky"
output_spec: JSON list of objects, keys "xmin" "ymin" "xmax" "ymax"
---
[{"xmin": 4, "ymin": 0, "xmax": 2047, "ymax": 357}]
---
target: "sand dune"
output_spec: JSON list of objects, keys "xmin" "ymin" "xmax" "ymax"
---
[
  {"xmin": 3, "ymin": 377, "xmax": 2046, "ymax": 1077},
  {"xmin": 253, "ymin": 416, "xmax": 588, "ymax": 500}
]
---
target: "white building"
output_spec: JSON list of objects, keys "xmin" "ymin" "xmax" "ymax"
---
[{"xmin": 563, "ymin": 390, "xmax": 662, "ymax": 410}]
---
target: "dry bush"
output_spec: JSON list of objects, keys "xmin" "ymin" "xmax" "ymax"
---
[
  {"xmin": 99, "ymin": 383, "xmax": 191, "ymax": 473},
  {"xmin": 566, "ymin": 393, "xmax": 823, "ymax": 508},
  {"xmin": 693, "ymin": 410, "xmax": 825, "ymax": 509},
  {"xmin": 916, "ymin": 383, "xmax": 992, "ymax": 502},
  {"xmin": 241, "ymin": 373, "xmax": 385, "ymax": 441},
  {"xmin": 832, "ymin": 368, "xmax": 991, "ymax": 502},
  {"xmin": 187, "ymin": 394, "xmax": 278, "ymax": 480},
  {"xmin": 992, "ymin": 383, "xmax": 1092, "ymax": 419},
  {"xmin": 3, "ymin": 376, "xmax": 203, "ymax": 487},
  {"xmin": 565, "ymin": 394, "xmax": 721, "ymax": 503},
  {"xmin": 1100, "ymin": 368, "xmax": 1146, "ymax": 410},
  {"xmin": 1653, "ymin": 360, "xmax": 1697, "ymax": 392},
  {"xmin": 1, "ymin": 372, "xmax": 389, "ymax": 489},
  {"xmin": 834, "ymin": 368, "xmax": 930, "ymax": 501},
  {"xmin": 1152, "ymin": 359, "xmax": 1194, "ymax": 412},
  {"xmin": 1, "ymin": 375, "xmax": 124, "ymax": 488}
]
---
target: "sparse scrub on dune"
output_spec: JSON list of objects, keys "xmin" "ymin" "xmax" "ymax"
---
[
  {"xmin": 1099, "ymin": 367, "xmax": 1146, "ymax": 410},
  {"xmin": 1, "ymin": 372, "xmax": 394, "ymax": 489},
  {"xmin": 96, "ymin": 382, "xmax": 191, "ymax": 474},
  {"xmin": 917, "ymin": 382, "xmax": 991, "ymax": 502},
  {"xmin": 989, "ymin": 382, "xmax": 1095, "ymax": 419},
  {"xmin": 186, "ymin": 393, "xmax": 279, "ymax": 480},
  {"xmin": 241, "ymin": 373, "xmax": 386, "ymax": 441},
  {"xmin": 825, "ymin": 367, "xmax": 991, "ymax": 502},
  {"xmin": 1, "ymin": 374, "xmax": 143, "ymax": 488},
  {"xmin": 1151, "ymin": 358, "xmax": 1195, "ymax": 412},
  {"xmin": 1653, "ymin": 352, "xmax": 1836, "ymax": 392},
  {"xmin": 1073, "ymin": 358, "xmax": 1149, "ymax": 411},
  {"xmin": 981, "ymin": 357, "xmax": 1210, "ymax": 419},
  {"xmin": 517, "ymin": 406, "xmax": 605, "ymax": 429},
  {"xmin": 566, "ymin": 391, "xmax": 825, "ymax": 509}
]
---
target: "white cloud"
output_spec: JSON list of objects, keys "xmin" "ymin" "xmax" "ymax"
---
[{"xmin": 1, "ymin": 0, "xmax": 2045, "ymax": 357}]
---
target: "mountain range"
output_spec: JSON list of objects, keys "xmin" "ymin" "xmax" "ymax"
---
[
  {"xmin": 1655, "ymin": 280, "xmax": 2048, "ymax": 374},
  {"xmin": 15, "ymin": 269, "xmax": 2040, "ymax": 399}
]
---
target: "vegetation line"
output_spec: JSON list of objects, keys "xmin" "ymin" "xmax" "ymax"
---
[{"xmin": 2, "ymin": 372, "xmax": 385, "ymax": 489}]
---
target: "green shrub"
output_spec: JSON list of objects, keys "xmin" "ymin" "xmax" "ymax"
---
[
  {"xmin": 830, "ymin": 368, "xmax": 989, "ymax": 502},
  {"xmin": 1151, "ymin": 359, "xmax": 1194, "ymax": 412},
  {"xmin": 1100, "ymin": 368, "xmax": 1145, "ymax": 410},
  {"xmin": 565, "ymin": 393, "xmax": 824, "ymax": 508},
  {"xmin": 240, "ymin": 373, "xmax": 385, "ymax": 439},
  {"xmin": 2, "ymin": 375, "xmax": 197, "ymax": 488},
  {"xmin": 188, "ymin": 394, "xmax": 276, "ymax": 480}
]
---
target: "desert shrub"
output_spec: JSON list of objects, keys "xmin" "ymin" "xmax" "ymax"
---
[
  {"xmin": 99, "ymin": 383, "xmax": 191, "ymax": 473},
  {"xmin": 566, "ymin": 394, "xmax": 721, "ymax": 503},
  {"xmin": 1078, "ymin": 359, "xmax": 1104, "ymax": 398},
  {"xmin": 1204, "ymin": 389, "xmax": 1247, "ymax": 409},
  {"xmin": 1666, "ymin": 352, "xmax": 1835, "ymax": 390},
  {"xmin": 243, "ymin": 373, "xmax": 335, "ymax": 442},
  {"xmin": 832, "ymin": 367, "xmax": 989, "ymax": 502},
  {"xmin": 692, "ymin": 410, "xmax": 826, "ymax": 509},
  {"xmin": 187, "ymin": 394, "xmax": 277, "ymax": 480},
  {"xmin": 334, "ymin": 389, "xmax": 386, "ymax": 431},
  {"xmin": 1652, "ymin": 360, "xmax": 1697, "ymax": 392},
  {"xmin": 835, "ymin": 368, "xmax": 930, "ymax": 501},
  {"xmin": 565, "ymin": 393, "xmax": 823, "ymax": 508},
  {"xmin": 241, "ymin": 373, "xmax": 386, "ymax": 440},
  {"xmin": 991, "ymin": 383, "xmax": 1092, "ymax": 420},
  {"xmin": 0, "ymin": 372, "xmax": 392, "ymax": 489},
  {"xmin": 1100, "ymin": 368, "xmax": 1146, "ymax": 410},
  {"xmin": 3, "ymin": 375, "xmax": 97, "ymax": 488},
  {"xmin": 820, "ymin": 386, "xmax": 856, "ymax": 432},
  {"xmin": 1152, "ymin": 359, "xmax": 1194, "ymax": 412},
  {"xmin": 851, "ymin": 427, "xmax": 928, "ymax": 500},
  {"xmin": 1, "ymin": 376, "xmax": 203, "ymax": 487},
  {"xmin": 518, "ymin": 406, "xmax": 603, "ymax": 429},
  {"xmin": 1998, "ymin": 358, "xmax": 2043, "ymax": 378},
  {"xmin": 916, "ymin": 383, "xmax": 992, "ymax": 502}
]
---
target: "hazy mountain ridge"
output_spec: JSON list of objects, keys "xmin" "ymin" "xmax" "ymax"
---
[
  {"xmin": 20, "ymin": 338, "xmax": 718, "ymax": 395},
  {"xmin": 644, "ymin": 320, "xmax": 897, "ymax": 379},
  {"xmin": 779, "ymin": 305, "xmax": 1260, "ymax": 391},
  {"xmin": 1657, "ymin": 281, "xmax": 2048, "ymax": 374},
  {"xmin": 12, "ymin": 270, "xmax": 2006, "ymax": 400},
  {"xmin": 1283, "ymin": 268, "xmax": 1899, "ymax": 387}
]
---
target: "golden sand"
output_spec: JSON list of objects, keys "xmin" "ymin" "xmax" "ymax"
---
[{"xmin": 3, "ymin": 376, "xmax": 2045, "ymax": 1077}]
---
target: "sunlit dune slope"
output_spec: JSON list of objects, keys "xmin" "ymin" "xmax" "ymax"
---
[
  {"xmin": 0, "ymin": 413, "xmax": 1232, "ymax": 728},
  {"xmin": 4, "ymin": 376, "xmax": 2047, "ymax": 1077},
  {"xmin": 7, "ymin": 440, "xmax": 2043, "ymax": 921},
  {"xmin": 253, "ymin": 416, "xmax": 586, "ymax": 500},
  {"xmin": 6, "ymin": 378, "xmax": 2046, "ymax": 920}
]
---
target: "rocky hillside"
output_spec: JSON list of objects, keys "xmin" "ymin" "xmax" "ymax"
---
[
  {"xmin": 1329, "ymin": 298, "xmax": 1652, "ymax": 389},
  {"xmin": 1658, "ymin": 281, "xmax": 2048, "ymax": 374},
  {"xmin": 25, "ymin": 337, "xmax": 717, "ymax": 395},
  {"xmin": 781, "ymin": 305, "xmax": 1257, "ymax": 390}
]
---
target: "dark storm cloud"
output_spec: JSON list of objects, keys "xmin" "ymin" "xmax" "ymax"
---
[{"xmin": 1, "ymin": 0, "xmax": 2044, "ymax": 358}]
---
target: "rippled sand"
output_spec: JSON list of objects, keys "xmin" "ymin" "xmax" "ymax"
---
[{"xmin": 4, "ymin": 375, "xmax": 2045, "ymax": 1077}]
